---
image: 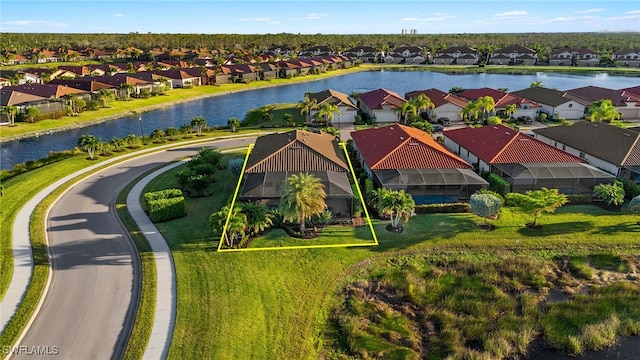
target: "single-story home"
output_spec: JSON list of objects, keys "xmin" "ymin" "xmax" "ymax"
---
[
  {"xmin": 444, "ymin": 124, "xmax": 615, "ymax": 193},
  {"xmin": 458, "ymin": 87, "xmax": 542, "ymax": 120},
  {"xmin": 351, "ymin": 123, "xmax": 488, "ymax": 204},
  {"xmin": 405, "ymin": 88, "xmax": 469, "ymax": 122},
  {"xmin": 240, "ymin": 130, "xmax": 354, "ymax": 218},
  {"xmin": 307, "ymin": 89, "xmax": 359, "ymax": 126},
  {"xmin": 533, "ymin": 121, "xmax": 640, "ymax": 183},
  {"xmin": 357, "ymin": 88, "xmax": 407, "ymax": 123},
  {"xmin": 563, "ymin": 86, "xmax": 640, "ymax": 120},
  {"xmin": 511, "ymin": 87, "xmax": 586, "ymax": 120}
]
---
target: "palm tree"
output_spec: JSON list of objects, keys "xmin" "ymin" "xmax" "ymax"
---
[
  {"xmin": 165, "ymin": 127, "xmax": 179, "ymax": 140},
  {"xmin": 371, "ymin": 188, "xmax": 415, "ymax": 230},
  {"xmin": 316, "ymin": 102, "xmax": 341, "ymax": 125},
  {"xmin": 97, "ymin": 88, "xmax": 114, "ymax": 107},
  {"xmin": 588, "ymin": 99, "xmax": 620, "ymax": 123},
  {"xmin": 109, "ymin": 137, "xmax": 125, "ymax": 152},
  {"xmin": 119, "ymin": 83, "xmax": 135, "ymax": 101},
  {"xmin": 393, "ymin": 101, "xmax": 417, "ymax": 124},
  {"xmin": 297, "ymin": 95, "xmax": 318, "ymax": 124},
  {"xmin": 227, "ymin": 117, "xmax": 241, "ymax": 132},
  {"xmin": 503, "ymin": 104, "xmax": 517, "ymax": 120},
  {"xmin": 239, "ymin": 202, "xmax": 274, "ymax": 236},
  {"xmin": 1, "ymin": 105, "xmax": 18, "ymax": 126},
  {"xmin": 210, "ymin": 205, "xmax": 247, "ymax": 248},
  {"xmin": 530, "ymin": 81, "xmax": 543, "ymax": 88},
  {"xmin": 150, "ymin": 128, "xmax": 166, "ymax": 143},
  {"xmin": 190, "ymin": 115, "xmax": 207, "ymax": 136},
  {"xmin": 77, "ymin": 134, "xmax": 101, "ymax": 159},
  {"xmin": 62, "ymin": 93, "xmax": 78, "ymax": 115},
  {"xmin": 278, "ymin": 173, "xmax": 327, "ymax": 234},
  {"xmin": 410, "ymin": 94, "xmax": 435, "ymax": 120},
  {"xmin": 179, "ymin": 124, "xmax": 192, "ymax": 137},
  {"xmin": 460, "ymin": 101, "xmax": 480, "ymax": 124},
  {"xmin": 476, "ymin": 96, "xmax": 496, "ymax": 121}
]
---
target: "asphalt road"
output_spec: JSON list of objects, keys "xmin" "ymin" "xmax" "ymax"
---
[{"xmin": 12, "ymin": 136, "xmax": 256, "ymax": 360}]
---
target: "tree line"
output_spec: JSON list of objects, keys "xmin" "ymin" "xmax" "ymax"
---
[{"xmin": 2, "ymin": 32, "xmax": 639, "ymax": 61}]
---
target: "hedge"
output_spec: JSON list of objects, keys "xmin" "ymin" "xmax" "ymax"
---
[
  {"xmin": 566, "ymin": 194, "xmax": 593, "ymax": 205},
  {"xmin": 414, "ymin": 203, "xmax": 471, "ymax": 214},
  {"xmin": 488, "ymin": 173, "xmax": 511, "ymax": 196},
  {"xmin": 144, "ymin": 189, "xmax": 186, "ymax": 223}
]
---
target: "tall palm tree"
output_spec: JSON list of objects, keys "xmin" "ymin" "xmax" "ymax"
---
[
  {"xmin": 503, "ymin": 104, "xmax": 517, "ymax": 120},
  {"xmin": 316, "ymin": 102, "xmax": 341, "ymax": 125},
  {"xmin": 190, "ymin": 115, "xmax": 207, "ymax": 136},
  {"xmin": 394, "ymin": 101, "xmax": 417, "ymax": 124},
  {"xmin": 410, "ymin": 94, "xmax": 435, "ymax": 120},
  {"xmin": 97, "ymin": 88, "xmax": 114, "ymax": 107},
  {"xmin": 119, "ymin": 83, "xmax": 135, "ymax": 100},
  {"xmin": 476, "ymin": 96, "xmax": 496, "ymax": 121},
  {"xmin": 62, "ymin": 93, "xmax": 78, "ymax": 115},
  {"xmin": 278, "ymin": 173, "xmax": 327, "ymax": 234},
  {"xmin": 227, "ymin": 117, "xmax": 241, "ymax": 132},
  {"xmin": 588, "ymin": 99, "xmax": 620, "ymax": 123},
  {"xmin": 460, "ymin": 101, "xmax": 480, "ymax": 124},
  {"xmin": 77, "ymin": 134, "xmax": 101, "ymax": 159},
  {"xmin": 297, "ymin": 95, "xmax": 318, "ymax": 124},
  {"xmin": 1, "ymin": 105, "xmax": 18, "ymax": 126}
]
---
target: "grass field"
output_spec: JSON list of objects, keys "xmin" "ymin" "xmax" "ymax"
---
[{"xmin": 143, "ymin": 158, "xmax": 640, "ymax": 359}]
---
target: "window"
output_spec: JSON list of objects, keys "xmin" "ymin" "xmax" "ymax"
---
[
  {"xmin": 562, "ymin": 145, "xmax": 566, "ymax": 151},
  {"xmin": 579, "ymin": 152, "xmax": 586, "ymax": 158}
]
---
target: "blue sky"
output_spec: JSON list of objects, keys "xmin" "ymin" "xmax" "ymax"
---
[{"xmin": 1, "ymin": 1, "xmax": 639, "ymax": 34}]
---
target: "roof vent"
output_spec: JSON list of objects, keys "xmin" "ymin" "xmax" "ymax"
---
[
  {"xmin": 493, "ymin": 126, "xmax": 498, "ymax": 129},
  {"xmin": 624, "ymin": 133, "xmax": 630, "ymax": 137},
  {"xmin": 400, "ymin": 136, "xmax": 404, "ymax": 140}
]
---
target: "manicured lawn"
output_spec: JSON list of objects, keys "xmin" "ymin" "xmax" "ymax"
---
[{"xmin": 144, "ymin": 159, "xmax": 640, "ymax": 359}]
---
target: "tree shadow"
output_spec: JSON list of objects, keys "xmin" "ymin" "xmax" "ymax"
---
[
  {"xmin": 591, "ymin": 222, "xmax": 640, "ymax": 236},
  {"xmin": 516, "ymin": 221, "xmax": 594, "ymax": 237},
  {"xmin": 48, "ymin": 236, "xmax": 134, "ymax": 270}
]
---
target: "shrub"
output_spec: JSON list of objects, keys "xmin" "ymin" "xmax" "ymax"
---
[
  {"xmin": 414, "ymin": 203, "xmax": 471, "ymax": 214},
  {"xmin": 592, "ymin": 181, "xmax": 625, "ymax": 206},
  {"xmin": 619, "ymin": 179, "xmax": 640, "ymax": 199},
  {"xmin": 144, "ymin": 188, "xmax": 186, "ymax": 223},
  {"xmin": 566, "ymin": 194, "xmax": 593, "ymax": 204},
  {"xmin": 147, "ymin": 197, "xmax": 186, "ymax": 223},
  {"xmin": 228, "ymin": 158, "xmax": 245, "ymax": 177},
  {"xmin": 488, "ymin": 173, "xmax": 511, "ymax": 196}
]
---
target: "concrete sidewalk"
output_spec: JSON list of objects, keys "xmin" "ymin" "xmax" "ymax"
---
[{"xmin": 126, "ymin": 161, "xmax": 183, "ymax": 360}]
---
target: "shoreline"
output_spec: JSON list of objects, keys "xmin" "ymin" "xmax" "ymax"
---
[{"xmin": 2, "ymin": 64, "xmax": 638, "ymax": 143}]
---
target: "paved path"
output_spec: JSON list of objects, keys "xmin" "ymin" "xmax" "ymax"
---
[{"xmin": 2, "ymin": 135, "xmax": 257, "ymax": 360}]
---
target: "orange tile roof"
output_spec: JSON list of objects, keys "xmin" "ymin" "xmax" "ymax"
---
[
  {"xmin": 358, "ymin": 88, "xmax": 406, "ymax": 110},
  {"xmin": 351, "ymin": 123, "xmax": 471, "ymax": 170}
]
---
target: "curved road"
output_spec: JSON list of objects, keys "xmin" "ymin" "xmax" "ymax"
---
[{"xmin": 12, "ymin": 137, "xmax": 256, "ymax": 360}]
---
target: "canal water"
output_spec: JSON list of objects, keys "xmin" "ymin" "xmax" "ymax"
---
[{"xmin": 2, "ymin": 70, "xmax": 639, "ymax": 169}]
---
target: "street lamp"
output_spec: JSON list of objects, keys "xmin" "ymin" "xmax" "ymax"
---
[{"xmin": 138, "ymin": 115, "xmax": 145, "ymax": 144}]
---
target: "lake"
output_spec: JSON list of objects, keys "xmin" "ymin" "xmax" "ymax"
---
[{"xmin": 2, "ymin": 70, "xmax": 640, "ymax": 169}]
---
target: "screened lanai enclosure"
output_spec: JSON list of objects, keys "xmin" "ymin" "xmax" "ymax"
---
[
  {"xmin": 491, "ymin": 163, "xmax": 616, "ymax": 194},
  {"xmin": 239, "ymin": 171, "xmax": 354, "ymax": 218},
  {"xmin": 373, "ymin": 168, "xmax": 489, "ymax": 204}
]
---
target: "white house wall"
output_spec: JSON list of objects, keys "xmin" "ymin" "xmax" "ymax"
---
[{"xmin": 433, "ymin": 103, "xmax": 463, "ymax": 122}]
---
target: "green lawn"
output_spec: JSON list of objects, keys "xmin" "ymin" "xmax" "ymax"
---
[{"xmin": 143, "ymin": 159, "xmax": 640, "ymax": 359}]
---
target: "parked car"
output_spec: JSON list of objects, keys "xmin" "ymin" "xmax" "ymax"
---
[
  {"xmin": 517, "ymin": 116, "xmax": 533, "ymax": 124},
  {"xmin": 432, "ymin": 124, "xmax": 444, "ymax": 133},
  {"xmin": 437, "ymin": 117, "xmax": 451, "ymax": 126}
]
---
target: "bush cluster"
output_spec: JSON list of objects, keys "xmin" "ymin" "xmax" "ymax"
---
[
  {"xmin": 144, "ymin": 188, "xmax": 186, "ymax": 223},
  {"xmin": 414, "ymin": 203, "xmax": 471, "ymax": 214}
]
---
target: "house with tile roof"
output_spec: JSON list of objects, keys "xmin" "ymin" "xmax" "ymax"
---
[
  {"xmin": 307, "ymin": 89, "xmax": 359, "ymax": 125},
  {"xmin": 534, "ymin": 122, "xmax": 640, "ymax": 182},
  {"xmin": 511, "ymin": 87, "xmax": 586, "ymax": 120},
  {"xmin": 0, "ymin": 88, "xmax": 67, "ymax": 123},
  {"xmin": 458, "ymin": 87, "xmax": 542, "ymax": 119},
  {"xmin": 564, "ymin": 86, "xmax": 640, "ymax": 120},
  {"xmin": 444, "ymin": 124, "xmax": 614, "ymax": 193},
  {"xmin": 611, "ymin": 49, "xmax": 640, "ymax": 68},
  {"xmin": 357, "ymin": 88, "xmax": 407, "ymax": 123},
  {"xmin": 433, "ymin": 46, "xmax": 478, "ymax": 65},
  {"xmin": 488, "ymin": 45, "xmax": 538, "ymax": 65},
  {"xmin": 343, "ymin": 46, "xmax": 377, "ymax": 63},
  {"xmin": 549, "ymin": 48, "xmax": 600, "ymax": 67},
  {"xmin": 151, "ymin": 69, "xmax": 201, "ymax": 88},
  {"xmin": 405, "ymin": 88, "xmax": 469, "ymax": 122},
  {"xmin": 351, "ymin": 124, "xmax": 488, "ymax": 203},
  {"xmin": 240, "ymin": 130, "xmax": 353, "ymax": 218},
  {"xmin": 2, "ymin": 83, "xmax": 87, "ymax": 99}
]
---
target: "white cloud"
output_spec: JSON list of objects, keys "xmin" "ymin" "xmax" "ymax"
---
[
  {"xmin": 626, "ymin": 10, "xmax": 640, "ymax": 15},
  {"xmin": 494, "ymin": 11, "xmax": 529, "ymax": 17},
  {"xmin": 255, "ymin": 17, "xmax": 273, "ymax": 22},
  {"xmin": 114, "ymin": 13, "xmax": 125, "ymax": 17},
  {"xmin": 573, "ymin": 8, "xmax": 605, "ymax": 14},
  {"xmin": 2, "ymin": 20, "xmax": 67, "ymax": 28},
  {"xmin": 401, "ymin": 17, "xmax": 420, "ymax": 22},
  {"xmin": 306, "ymin": 12, "xmax": 328, "ymax": 20},
  {"xmin": 423, "ymin": 15, "xmax": 456, "ymax": 22},
  {"xmin": 548, "ymin": 17, "xmax": 576, "ymax": 22}
]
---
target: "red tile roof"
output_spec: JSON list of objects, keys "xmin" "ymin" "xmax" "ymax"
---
[
  {"xmin": 405, "ymin": 88, "xmax": 468, "ymax": 108},
  {"xmin": 445, "ymin": 124, "xmax": 585, "ymax": 164},
  {"xmin": 358, "ymin": 88, "xmax": 407, "ymax": 110},
  {"xmin": 458, "ymin": 87, "xmax": 541, "ymax": 109},
  {"xmin": 351, "ymin": 123, "xmax": 471, "ymax": 170}
]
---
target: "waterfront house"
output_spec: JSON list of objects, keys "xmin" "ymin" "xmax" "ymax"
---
[
  {"xmin": 433, "ymin": 46, "xmax": 478, "ymax": 65},
  {"xmin": 511, "ymin": 87, "xmax": 586, "ymax": 120},
  {"xmin": 488, "ymin": 45, "xmax": 538, "ymax": 65},
  {"xmin": 458, "ymin": 87, "xmax": 542, "ymax": 119},
  {"xmin": 405, "ymin": 88, "xmax": 469, "ymax": 122},
  {"xmin": 342, "ymin": 46, "xmax": 377, "ymax": 63},
  {"xmin": 239, "ymin": 129, "xmax": 354, "ymax": 218},
  {"xmin": 357, "ymin": 88, "xmax": 407, "ymax": 123},
  {"xmin": 549, "ymin": 48, "xmax": 600, "ymax": 67},
  {"xmin": 307, "ymin": 89, "xmax": 359, "ymax": 125},
  {"xmin": 612, "ymin": 49, "xmax": 640, "ymax": 68},
  {"xmin": 563, "ymin": 86, "xmax": 640, "ymax": 120},
  {"xmin": 533, "ymin": 122, "xmax": 640, "ymax": 182},
  {"xmin": 444, "ymin": 124, "xmax": 614, "ymax": 193}
]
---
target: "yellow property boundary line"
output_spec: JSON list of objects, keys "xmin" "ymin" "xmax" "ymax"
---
[{"xmin": 216, "ymin": 141, "xmax": 378, "ymax": 252}]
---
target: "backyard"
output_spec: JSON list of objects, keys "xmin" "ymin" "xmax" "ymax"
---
[{"xmin": 142, "ymin": 156, "xmax": 640, "ymax": 359}]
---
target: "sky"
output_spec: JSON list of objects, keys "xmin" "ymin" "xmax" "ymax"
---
[{"xmin": 1, "ymin": 0, "xmax": 639, "ymax": 35}]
